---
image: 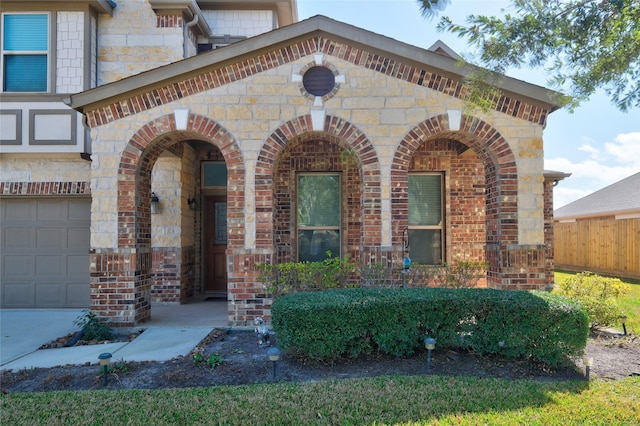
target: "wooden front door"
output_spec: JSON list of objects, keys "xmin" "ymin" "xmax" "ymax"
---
[{"xmin": 204, "ymin": 196, "xmax": 227, "ymax": 294}]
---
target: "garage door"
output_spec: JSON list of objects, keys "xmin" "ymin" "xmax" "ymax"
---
[{"xmin": 1, "ymin": 198, "xmax": 90, "ymax": 308}]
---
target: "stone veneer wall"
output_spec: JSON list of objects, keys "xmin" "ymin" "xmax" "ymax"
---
[
  {"xmin": 97, "ymin": 0, "xmax": 185, "ymax": 85},
  {"xmin": 56, "ymin": 12, "xmax": 85, "ymax": 93},
  {"xmin": 201, "ymin": 10, "xmax": 275, "ymax": 37},
  {"xmin": 82, "ymin": 33, "xmax": 554, "ymax": 325},
  {"xmin": 0, "ymin": 157, "xmax": 91, "ymax": 191}
]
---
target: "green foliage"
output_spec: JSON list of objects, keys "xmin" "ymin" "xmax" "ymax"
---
[
  {"xmin": 74, "ymin": 310, "xmax": 114, "ymax": 341},
  {"xmin": 432, "ymin": 261, "xmax": 488, "ymax": 288},
  {"xmin": 272, "ymin": 288, "xmax": 588, "ymax": 368},
  {"xmin": 257, "ymin": 252, "xmax": 355, "ymax": 297},
  {"xmin": 193, "ymin": 352, "xmax": 223, "ymax": 369},
  {"xmin": 418, "ymin": 0, "xmax": 640, "ymax": 111},
  {"xmin": 109, "ymin": 359, "xmax": 130, "ymax": 376},
  {"xmin": 206, "ymin": 354, "xmax": 223, "ymax": 369},
  {"xmin": 555, "ymin": 271, "xmax": 629, "ymax": 330},
  {"xmin": 359, "ymin": 261, "xmax": 487, "ymax": 289}
]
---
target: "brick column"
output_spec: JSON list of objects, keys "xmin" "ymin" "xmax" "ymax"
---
[{"xmin": 90, "ymin": 248, "xmax": 152, "ymax": 327}]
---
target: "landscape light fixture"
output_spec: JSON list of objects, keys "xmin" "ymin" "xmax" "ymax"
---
[
  {"xmin": 583, "ymin": 356, "xmax": 594, "ymax": 380},
  {"xmin": 150, "ymin": 192, "xmax": 160, "ymax": 214},
  {"xmin": 424, "ymin": 337, "xmax": 436, "ymax": 372},
  {"xmin": 98, "ymin": 352, "xmax": 112, "ymax": 386},
  {"xmin": 267, "ymin": 347, "xmax": 282, "ymax": 381}
]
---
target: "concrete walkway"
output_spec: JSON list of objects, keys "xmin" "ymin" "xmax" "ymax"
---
[{"xmin": 1, "ymin": 298, "xmax": 229, "ymax": 370}]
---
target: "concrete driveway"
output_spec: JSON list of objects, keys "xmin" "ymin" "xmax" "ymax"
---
[
  {"xmin": 1, "ymin": 302, "xmax": 226, "ymax": 370},
  {"xmin": 1, "ymin": 309, "xmax": 83, "ymax": 366}
]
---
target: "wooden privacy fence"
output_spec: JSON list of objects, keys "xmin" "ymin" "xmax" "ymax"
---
[{"xmin": 554, "ymin": 217, "xmax": 640, "ymax": 279}]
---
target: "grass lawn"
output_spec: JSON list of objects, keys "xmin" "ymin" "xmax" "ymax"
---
[
  {"xmin": 3, "ymin": 272, "xmax": 638, "ymax": 425},
  {"xmin": 554, "ymin": 271, "xmax": 640, "ymax": 334},
  {"xmin": 2, "ymin": 376, "xmax": 639, "ymax": 425}
]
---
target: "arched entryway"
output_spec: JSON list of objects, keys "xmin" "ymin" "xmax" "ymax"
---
[
  {"xmin": 255, "ymin": 115, "xmax": 382, "ymax": 265},
  {"xmin": 89, "ymin": 113, "xmax": 244, "ymax": 327},
  {"xmin": 392, "ymin": 114, "xmax": 548, "ymax": 289}
]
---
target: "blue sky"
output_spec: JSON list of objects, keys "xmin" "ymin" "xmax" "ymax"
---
[{"xmin": 297, "ymin": 0, "xmax": 640, "ymax": 208}]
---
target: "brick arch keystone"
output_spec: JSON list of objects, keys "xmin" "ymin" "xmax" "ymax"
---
[{"xmin": 255, "ymin": 114, "xmax": 381, "ymax": 249}]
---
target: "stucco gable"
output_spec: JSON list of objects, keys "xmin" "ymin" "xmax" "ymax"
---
[{"xmin": 68, "ymin": 15, "xmax": 562, "ymax": 127}]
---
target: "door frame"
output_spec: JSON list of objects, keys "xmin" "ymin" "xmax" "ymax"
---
[{"xmin": 202, "ymin": 195, "xmax": 228, "ymax": 297}]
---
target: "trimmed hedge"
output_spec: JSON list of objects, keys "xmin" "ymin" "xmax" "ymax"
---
[{"xmin": 271, "ymin": 288, "xmax": 589, "ymax": 368}]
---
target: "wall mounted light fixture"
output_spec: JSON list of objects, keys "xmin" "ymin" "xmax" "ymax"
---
[
  {"xmin": 151, "ymin": 192, "xmax": 160, "ymax": 214},
  {"xmin": 188, "ymin": 197, "xmax": 198, "ymax": 211}
]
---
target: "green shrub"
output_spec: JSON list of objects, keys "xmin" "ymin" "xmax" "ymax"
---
[
  {"xmin": 74, "ymin": 310, "xmax": 114, "ymax": 341},
  {"xmin": 555, "ymin": 271, "xmax": 629, "ymax": 330},
  {"xmin": 272, "ymin": 288, "xmax": 588, "ymax": 368},
  {"xmin": 358, "ymin": 261, "xmax": 487, "ymax": 289},
  {"xmin": 257, "ymin": 253, "xmax": 355, "ymax": 297},
  {"xmin": 432, "ymin": 260, "xmax": 488, "ymax": 288}
]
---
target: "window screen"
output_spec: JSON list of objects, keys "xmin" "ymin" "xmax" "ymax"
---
[
  {"xmin": 297, "ymin": 174, "xmax": 340, "ymax": 261},
  {"xmin": 408, "ymin": 174, "xmax": 443, "ymax": 265}
]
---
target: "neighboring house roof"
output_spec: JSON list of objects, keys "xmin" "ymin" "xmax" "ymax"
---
[
  {"xmin": 554, "ymin": 172, "xmax": 640, "ymax": 219},
  {"xmin": 68, "ymin": 15, "xmax": 563, "ymax": 118}
]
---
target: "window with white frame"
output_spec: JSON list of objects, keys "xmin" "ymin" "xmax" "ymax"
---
[
  {"xmin": 408, "ymin": 173, "xmax": 444, "ymax": 265},
  {"xmin": 2, "ymin": 13, "xmax": 49, "ymax": 92},
  {"xmin": 297, "ymin": 174, "xmax": 341, "ymax": 262}
]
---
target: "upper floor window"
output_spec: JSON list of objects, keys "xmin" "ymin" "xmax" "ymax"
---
[
  {"xmin": 408, "ymin": 173, "xmax": 444, "ymax": 265},
  {"xmin": 2, "ymin": 13, "xmax": 49, "ymax": 92}
]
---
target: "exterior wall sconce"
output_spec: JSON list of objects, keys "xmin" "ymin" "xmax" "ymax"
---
[
  {"xmin": 151, "ymin": 192, "xmax": 160, "ymax": 214},
  {"xmin": 188, "ymin": 197, "xmax": 198, "ymax": 211}
]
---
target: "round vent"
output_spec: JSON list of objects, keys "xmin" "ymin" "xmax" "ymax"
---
[{"xmin": 302, "ymin": 66, "xmax": 336, "ymax": 96}]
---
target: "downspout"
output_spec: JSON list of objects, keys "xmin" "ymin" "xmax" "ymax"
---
[{"xmin": 183, "ymin": 14, "xmax": 199, "ymax": 58}]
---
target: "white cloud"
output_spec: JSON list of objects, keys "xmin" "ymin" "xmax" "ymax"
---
[
  {"xmin": 604, "ymin": 132, "xmax": 640, "ymax": 166},
  {"xmin": 545, "ymin": 131, "xmax": 640, "ymax": 208},
  {"xmin": 578, "ymin": 143, "xmax": 599, "ymax": 157}
]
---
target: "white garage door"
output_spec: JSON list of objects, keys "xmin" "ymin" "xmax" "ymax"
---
[{"xmin": 1, "ymin": 198, "xmax": 90, "ymax": 308}]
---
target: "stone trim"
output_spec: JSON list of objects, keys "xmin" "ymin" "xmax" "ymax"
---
[
  {"xmin": 85, "ymin": 36, "xmax": 550, "ymax": 128},
  {"xmin": 0, "ymin": 181, "xmax": 90, "ymax": 196}
]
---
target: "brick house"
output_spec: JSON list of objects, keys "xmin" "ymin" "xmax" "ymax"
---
[{"xmin": 1, "ymin": 0, "xmax": 566, "ymax": 327}]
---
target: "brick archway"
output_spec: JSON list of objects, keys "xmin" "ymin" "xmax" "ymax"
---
[
  {"xmin": 90, "ymin": 113, "xmax": 244, "ymax": 326},
  {"xmin": 391, "ymin": 114, "xmax": 543, "ymax": 289},
  {"xmin": 255, "ymin": 114, "xmax": 381, "ymax": 255}
]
